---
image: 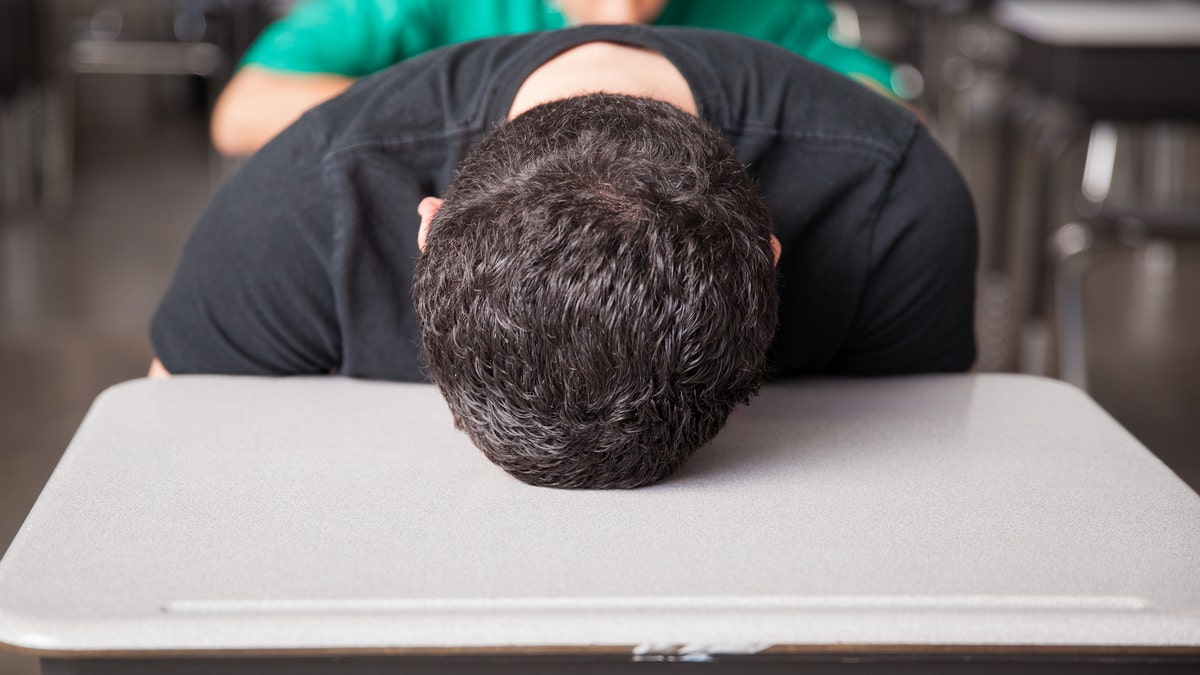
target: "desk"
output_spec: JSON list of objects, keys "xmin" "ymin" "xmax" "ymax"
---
[
  {"xmin": 1, "ymin": 375, "xmax": 1198, "ymax": 673},
  {"xmin": 993, "ymin": 0, "xmax": 1200, "ymax": 115},
  {"xmin": 986, "ymin": 1, "xmax": 1200, "ymax": 375}
]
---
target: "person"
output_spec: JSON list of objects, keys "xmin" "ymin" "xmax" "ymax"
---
[
  {"xmin": 210, "ymin": 0, "xmax": 907, "ymax": 155},
  {"xmin": 152, "ymin": 25, "xmax": 977, "ymax": 488}
]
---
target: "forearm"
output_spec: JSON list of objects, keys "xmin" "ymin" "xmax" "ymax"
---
[{"xmin": 210, "ymin": 66, "xmax": 355, "ymax": 156}]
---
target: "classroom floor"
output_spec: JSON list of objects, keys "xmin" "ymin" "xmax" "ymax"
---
[{"xmin": 1, "ymin": 77, "xmax": 1198, "ymax": 675}]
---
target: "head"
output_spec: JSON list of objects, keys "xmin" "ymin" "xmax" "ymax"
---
[{"xmin": 412, "ymin": 93, "xmax": 779, "ymax": 489}]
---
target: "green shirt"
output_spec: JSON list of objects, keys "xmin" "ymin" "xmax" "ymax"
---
[{"xmin": 242, "ymin": 0, "xmax": 904, "ymax": 96}]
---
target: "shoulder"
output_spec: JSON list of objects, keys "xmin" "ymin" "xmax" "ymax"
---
[
  {"xmin": 646, "ymin": 27, "xmax": 916, "ymax": 158},
  {"xmin": 300, "ymin": 32, "xmax": 546, "ymax": 152}
]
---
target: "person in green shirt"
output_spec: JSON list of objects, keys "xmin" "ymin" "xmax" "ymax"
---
[{"xmin": 211, "ymin": 0, "xmax": 905, "ymax": 156}]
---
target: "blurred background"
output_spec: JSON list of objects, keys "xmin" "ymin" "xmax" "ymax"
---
[{"xmin": 1, "ymin": 2, "xmax": 1198, "ymax": 671}]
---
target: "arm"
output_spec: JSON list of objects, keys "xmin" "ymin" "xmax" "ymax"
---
[
  {"xmin": 833, "ymin": 124, "xmax": 979, "ymax": 373},
  {"xmin": 211, "ymin": 0, "xmax": 440, "ymax": 155},
  {"xmin": 210, "ymin": 67, "xmax": 354, "ymax": 156},
  {"xmin": 151, "ymin": 126, "xmax": 342, "ymax": 376}
]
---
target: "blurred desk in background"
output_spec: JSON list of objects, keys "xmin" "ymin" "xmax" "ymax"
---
[
  {"xmin": 988, "ymin": 0, "xmax": 1200, "ymax": 382},
  {"xmin": 1, "ymin": 375, "xmax": 1198, "ymax": 672},
  {"xmin": 51, "ymin": 0, "xmax": 279, "ymax": 211}
]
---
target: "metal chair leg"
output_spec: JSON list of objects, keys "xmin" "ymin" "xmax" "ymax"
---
[{"xmin": 1049, "ymin": 222, "xmax": 1096, "ymax": 391}]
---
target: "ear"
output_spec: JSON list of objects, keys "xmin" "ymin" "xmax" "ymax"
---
[
  {"xmin": 770, "ymin": 234, "xmax": 782, "ymax": 266},
  {"xmin": 417, "ymin": 197, "xmax": 443, "ymax": 252}
]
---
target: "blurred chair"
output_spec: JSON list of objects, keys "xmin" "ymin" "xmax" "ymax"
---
[
  {"xmin": 989, "ymin": 0, "xmax": 1200, "ymax": 388},
  {"xmin": 52, "ymin": 0, "xmax": 277, "ymax": 211},
  {"xmin": 0, "ymin": 0, "xmax": 45, "ymax": 219},
  {"xmin": 1051, "ymin": 207, "xmax": 1200, "ymax": 390}
]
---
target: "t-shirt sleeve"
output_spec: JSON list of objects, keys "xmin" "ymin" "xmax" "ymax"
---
[
  {"xmin": 239, "ymin": 0, "xmax": 441, "ymax": 76},
  {"xmin": 832, "ymin": 124, "xmax": 978, "ymax": 374},
  {"xmin": 150, "ymin": 126, "xmax": 342, "ymax": 375}
]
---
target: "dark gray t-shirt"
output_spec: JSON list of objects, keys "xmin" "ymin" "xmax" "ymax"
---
[{"xmin": 152, "ymin": 25, "xmax": 977, "ymax": 379}]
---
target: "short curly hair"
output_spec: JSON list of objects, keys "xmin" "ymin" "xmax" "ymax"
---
[{"xmin": 412, "ymin": 94, "xmax": 778, "ymax": 489}]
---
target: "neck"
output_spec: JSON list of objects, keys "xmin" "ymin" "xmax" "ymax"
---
[{"xmin": 508, "ymin": 41, "xmax": 697, "ymax": 120}]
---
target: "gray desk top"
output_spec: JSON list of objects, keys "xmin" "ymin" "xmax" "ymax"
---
[
  {"xmin": 1, "ymin": 375, "xmax": 1198, "ymax": 657},
  {"xmin": 993, "ymin": 1, "xmax": 1200, "ymax": 47}
]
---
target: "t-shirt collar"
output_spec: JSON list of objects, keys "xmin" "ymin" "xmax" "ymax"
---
[{"xmin": 481, "ymin": 25, "xmax": 727, "ymax": 132}]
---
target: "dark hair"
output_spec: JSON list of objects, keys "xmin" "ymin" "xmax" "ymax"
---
[{"xmin": 412, "ymin": 93, "xmax": 778, "ymax": 489}]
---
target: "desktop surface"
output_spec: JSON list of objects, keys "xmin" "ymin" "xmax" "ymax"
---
[{"xmin": 0, "ymin": 375, "xmax": 1197, "ymax": 662}]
